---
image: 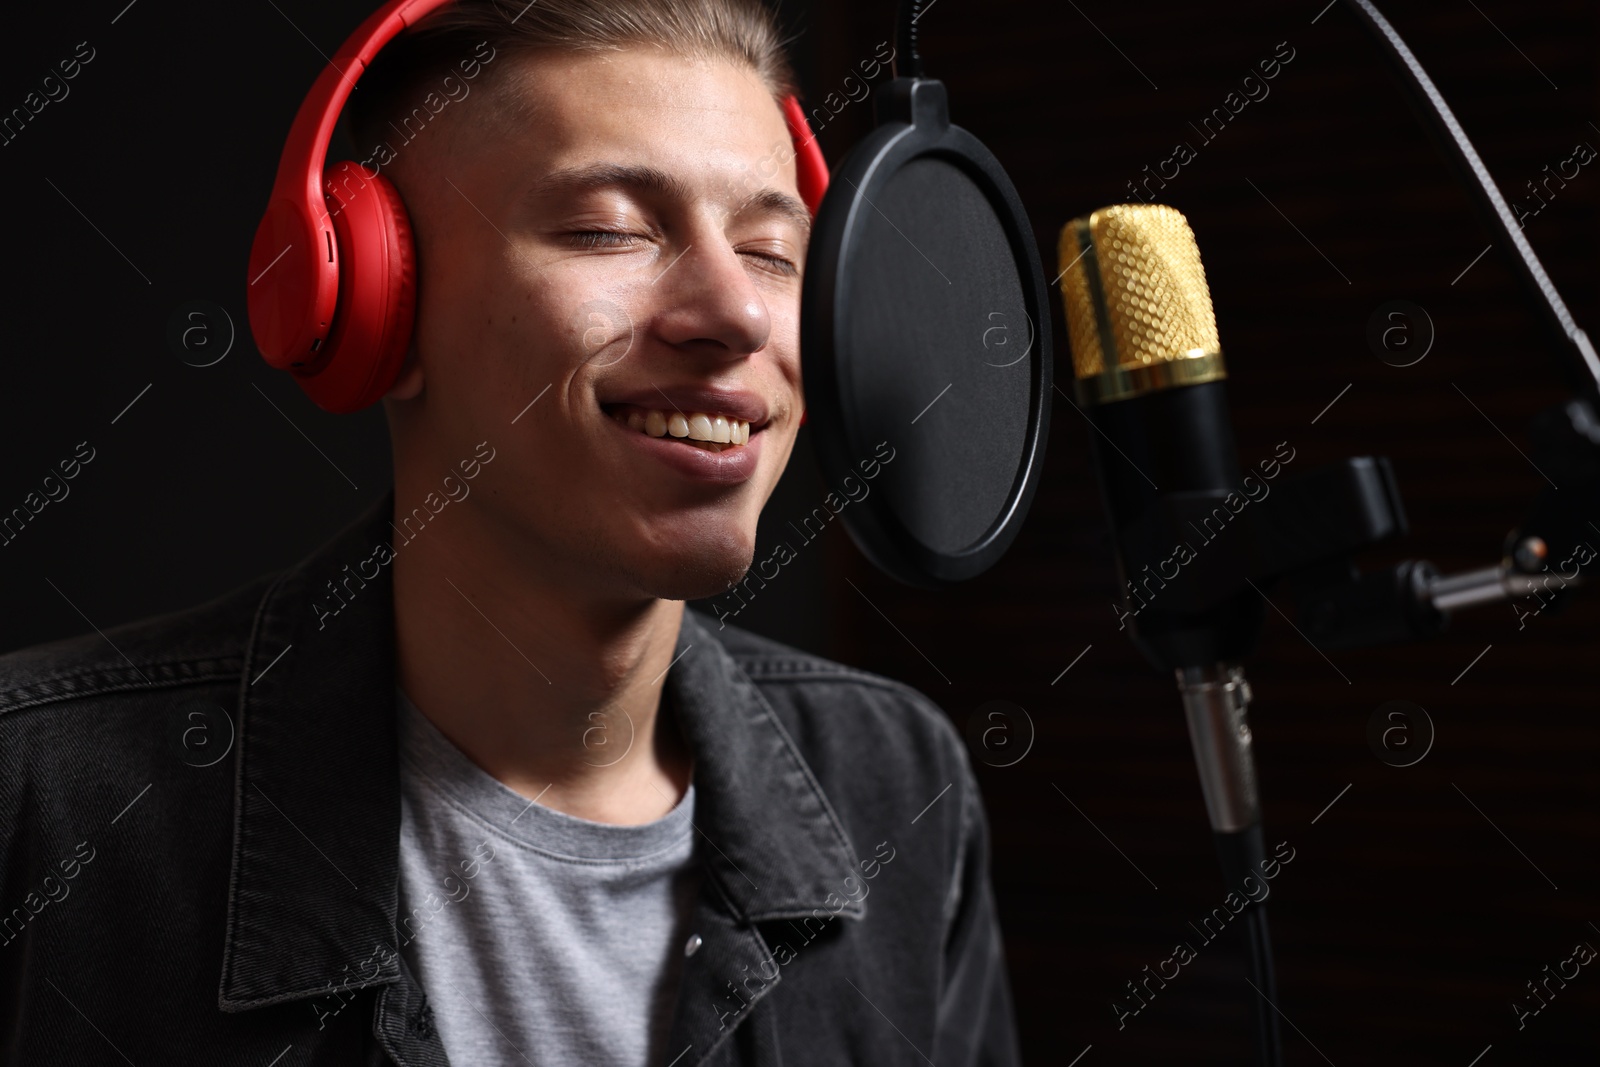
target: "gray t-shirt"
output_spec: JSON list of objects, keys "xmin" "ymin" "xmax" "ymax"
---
[{"xmin": 394, "ymin": 687, "xmax": 701, "ymax": 1066}]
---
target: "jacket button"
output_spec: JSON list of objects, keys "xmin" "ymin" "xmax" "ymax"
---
[{"xmin": 684, "ymin": 934, "xmax": 703, "ymax": 957}]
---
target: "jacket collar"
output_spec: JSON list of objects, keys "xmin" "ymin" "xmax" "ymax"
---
[{"xmin": 218, "ymin": 488, "xmax": 864, "ymax": 1012}]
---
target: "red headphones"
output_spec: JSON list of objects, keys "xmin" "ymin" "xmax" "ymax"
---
[{"xmin": 247, "ymin": 0, "xmax": 830, "ymax": 415}]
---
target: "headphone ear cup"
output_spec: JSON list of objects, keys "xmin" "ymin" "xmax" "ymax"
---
[
  {"xmin": 780, "ymin": 94, "xmax": 828, "ymax": 214},
  {"xmin": 782, "ymin": 93, "xmax": 823, "ymax": 432},
  {"xmin": 295, "ymin": 161, "xmax": 418, "ymax": 414}
]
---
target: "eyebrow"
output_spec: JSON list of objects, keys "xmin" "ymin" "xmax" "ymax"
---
[{"xmin": 525, "ymin": 161, "xmax": 812, "ymax": 239}]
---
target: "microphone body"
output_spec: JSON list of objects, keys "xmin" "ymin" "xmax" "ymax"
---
[
  {"xmin": 1060, "ymin": 203, "xmax": 1265, "ymax": 672},
  {"xmin": 1086, "ymin": 382, "xmax": 1264, "ymax": 671}
]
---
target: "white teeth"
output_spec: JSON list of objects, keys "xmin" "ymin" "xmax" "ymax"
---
[{"xmin": 613, "ymin": 406, "xmax": 754, "ymax": 447}]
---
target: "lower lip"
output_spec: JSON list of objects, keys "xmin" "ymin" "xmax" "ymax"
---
[{"xmin": 605, "ymin": 414, "xmax": 765, "ymax": 484}]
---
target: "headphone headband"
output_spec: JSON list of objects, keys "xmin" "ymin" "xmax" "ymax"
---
[{"xmin": 273, "ymin": 0, "xmax": 454, "ymax": 214}]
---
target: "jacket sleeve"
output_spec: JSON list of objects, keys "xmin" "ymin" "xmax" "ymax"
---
[
  {"xmin": 0, "ymin": 723, "xmax": 27, "ymax": 1048},
  {"xmin": 931, "ymin": 748, "xmax": 1024, "ymax": 1067}
]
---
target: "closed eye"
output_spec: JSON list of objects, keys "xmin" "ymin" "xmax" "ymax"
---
[
  {"xmin": 567, "ymin": 230, "xmax": 645, "ymax": 249},
  {"xmin": 569, "ymin": 231, "xmax": 797, "ymax": 276},
  {"xmin": 743, "ymin": 249, "xmax": 798, "ymax": 277}
]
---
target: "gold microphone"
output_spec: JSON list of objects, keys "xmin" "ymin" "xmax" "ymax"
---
[
  {"xmin": 1056, "ymin": 203, "xmax": 1228, "ymax": 406},
  {"xmin": 1052, "ymin": 201, "xmax": 1264, "ymax": 832}
]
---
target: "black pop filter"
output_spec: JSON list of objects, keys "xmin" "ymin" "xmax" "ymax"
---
[{"xmin": 800, "ymin": 7, "xmax": 1052, "ymax": 589}]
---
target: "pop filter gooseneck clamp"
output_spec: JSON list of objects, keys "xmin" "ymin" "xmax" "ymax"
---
[
  {"xmin": 800, "ymin": 0, "xmax": 1053, "ymax": 589},
  {"xmin": 1272, "ymin": 1, "xmax": 1600, "ymax": 644}
]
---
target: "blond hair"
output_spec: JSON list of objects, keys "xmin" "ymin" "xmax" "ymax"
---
[{"xmin": 346, "ymin": 0, "xmax": 799, "ymax": 155}]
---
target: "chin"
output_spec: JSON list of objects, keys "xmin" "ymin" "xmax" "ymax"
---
[{"xmin": 641, "ymin": 538, "xmax": 757, "ymax": 603}]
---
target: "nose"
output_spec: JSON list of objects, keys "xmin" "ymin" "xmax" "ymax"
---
[{"xmin": 648, "ymin": 240, "xmax": 772, "ymax": 359}]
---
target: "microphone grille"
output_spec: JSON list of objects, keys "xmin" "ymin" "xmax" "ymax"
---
[{"xmin": 1056, "ymin": 204, "xmax": 1226, "ymax": 404}]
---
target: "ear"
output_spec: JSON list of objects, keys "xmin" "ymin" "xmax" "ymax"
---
[{"xmin": 385, "ymin": 338, "xmax": 424, "ymax": 400}]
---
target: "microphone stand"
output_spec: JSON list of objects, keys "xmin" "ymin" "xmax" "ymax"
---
[
  {"xmin": 1216, "ymin": 0, "xmax": 1600, "ymax": 1037},
  {"xmin": 1124, "ymin": 403, "xmax": 1595, "ymax": 1067},
  {"xmin": 1176, "ymin": 664, "xmax": 1283, "ymax": 1067},
  {"xmin": 1093, "ymin": 4, "xmax": 1597, "ymax": 1066},
  {"xmin": 1270, "ymin": 404, "xmax": 1598, "ymax": 648}
]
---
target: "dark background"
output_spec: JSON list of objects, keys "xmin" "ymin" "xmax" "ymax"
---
[{"xmin": 3, "ymin": 0, "xmax": 1597, "ymax": 1064}]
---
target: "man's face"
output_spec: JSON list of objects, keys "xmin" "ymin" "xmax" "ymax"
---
[{"xmin": 394, "ymin": 46, "xmax": 808, "ymax": 603}]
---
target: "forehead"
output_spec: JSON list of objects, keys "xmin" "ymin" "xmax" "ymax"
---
[{"xmin": 475, "ymin": 46, "xmax": 798, "ymax": 199}]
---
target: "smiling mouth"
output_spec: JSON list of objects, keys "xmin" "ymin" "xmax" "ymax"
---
[{"xmin": 603, "ymin": 403, "xmax": 762, "ymax": 453}]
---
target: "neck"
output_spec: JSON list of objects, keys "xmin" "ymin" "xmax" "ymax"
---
[{"xmin": 390, "ymin": 499, "xmax": 694, "ymax": 827}]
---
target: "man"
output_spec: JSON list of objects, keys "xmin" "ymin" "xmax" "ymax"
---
[{"xmin": 0, "ymin": 0, "xmax": 1023, "ymax": 1063}]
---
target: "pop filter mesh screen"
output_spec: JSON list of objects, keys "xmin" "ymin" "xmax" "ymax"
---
[{"xmin": 843, "ymin": 156, "xmax": 1032, "ymax": 554}]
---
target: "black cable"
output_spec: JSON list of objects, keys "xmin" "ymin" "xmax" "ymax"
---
[
  {"xmin": 1241, "ymin": 905, "xmax": 1284, "ymax": 1067},
  {"xmin": 1214, "ymin": 827, "xmax": 1284, "ymax": 1067}
]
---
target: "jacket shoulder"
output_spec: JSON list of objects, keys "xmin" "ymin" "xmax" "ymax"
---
[
  {"xmin": 704, "ymin": 611, "xmax": 967, "ymax": 759},
  {"xmin": 0, "ymin": 571, "xmax": 276, "ymax": 718},
  {"xmin": 702, "ymin": 613, "xmax": 985, "ymax": 934}
]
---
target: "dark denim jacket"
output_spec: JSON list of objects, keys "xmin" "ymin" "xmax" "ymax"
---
[{"xmin": 0, "ymin": 490, "xmax": 1022, "ymax": 1066}]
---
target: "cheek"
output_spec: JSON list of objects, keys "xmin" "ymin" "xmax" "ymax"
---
[
  {"xmin": 421, "ymin": 253, "xmax": 599, "ymax": 409},
  {"xmin": 536, "ymin": 254, "xmax": 655, "ymax": 356},
  {"xmin": 566, "ymin": 292, "xmax": 641, "ymax": 378},
  {"xmin": 760, "ymin": 286, "xmax": 803, "ymax": 381},
  {"xmin": 415, "ymin": 236, "xmax": 514, "ymax": 387}
]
